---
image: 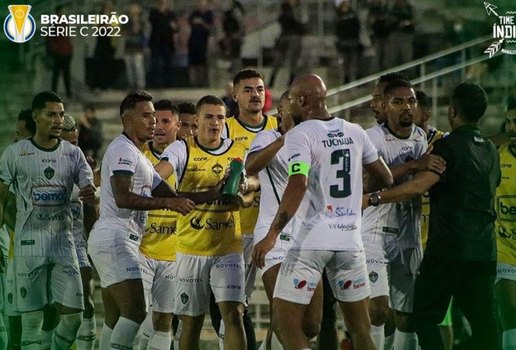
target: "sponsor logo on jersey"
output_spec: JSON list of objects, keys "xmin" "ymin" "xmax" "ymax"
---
[
  {"xmin": 19, "ymin": 151, "xmax": 35, "ymax": 156},
  {"xmin": 36, "ymin": 212, "xmax": 65, "ymax": 221},
  {"xmin": 339, "ymin": 280, "xmax": 352, "ymax": 290},
  {"xmin": 322, "ymin": 137, "xmax": 354, "ymax": 148},
  {"xmin": 70, "ymin": 202, "xmax": 81, "ymax": 220},
  {"xmin": 118, "ymin": 157, "xmax": 133, "ymax": 166},
  {"xmin": 497, "ymin": 196, "xmax": 516, "ymax": 221},
  {"xmin": 327, "ymin": 131, "xmax": 344, "ymax": 138},
  {"xmin": 293, "ymin": 279, "xmax": 317, "ymax": 291},
  {"xmin": 179, "ymin": 277, "xmax": 202, "ymax": 283},
  {"xmin": 211, "ymin": 163, "xmax": 224, "ymax": 176},
  {"xmin": 146, "ymin": 223, "xmax": 176, "ymax": 235},
  {"xmin": 335, "ymin": 207, "xmax": 357, "ymax": 217},
  {"xmin": 235, "ymin": 136, "xmax": 247, "ymax": 141},
  {"xmin": 190, "ymin": 217, "xmax": 234, "ymax": 230},
  {"xmin": 32, "ymin": 187, "xmax": 67, "ymax": 206},
  {"xmin": 328, "ymin": 223, "xmax": 357, "ymax": 231},
  {"xmin": 44, "ymin": 166, "xmax": 55, "ymax": 179},
  {"xmin": 501, "ymin": 163, "xmax": 512, "ymax": 168},
  {"xmin": 353, "ymin": 277, "xmax": 366, "ymax": 289},
  {"xmin": 62, "ymin": 267, "xmax": 79, "ymax": 276},
  {"xmin": 190, "ymin": 217, "xmax": 205, "ymax": 230},
  {"xmin": 193, "ymin": 157, "xmax": 208, "ymax": 161},
  {"xmin": 41, "ymin": 158, "xmax": 56, "ymax": 163},
  {"xmin": 497, "ymin": 226, "xmax": 516, "ymax": 239},
  {"xmin": 226, "ymin": 285, "xmax": 241, "ymax": 289},
  {"xmin": 215, "ymin": 263, "xmax": 241, "ymax": 269}
]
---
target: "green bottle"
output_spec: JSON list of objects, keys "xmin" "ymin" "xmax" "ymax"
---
[{"xmin": 221, "ymin": 157, "xmax": 244, "ymax": 197}]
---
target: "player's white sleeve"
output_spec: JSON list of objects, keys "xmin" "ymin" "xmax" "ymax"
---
[
  {"xmin": 106, "ymin": 142, "xmax": 140, "ymax": 176},
  {"xmin": 360, "ymin": 128, "xmax": 379, "ymax": 165},
  {"xmin": 161, "ymin": 140, "xmax": 187, "ymax": 181},
  {"xmin": 0, "ymin": 145, "xmax": 16, "ymax": 186},
  {"xmin": 74, "ymin": 146, "xmax": 94, "ymax": 188},
  {"xmin": 151, "ymin": 168, "xmax": 163, "ymax": 190},
  {"xmin": 285, "ymin": 127, "xmax": 312, "ymax": 170},
  {"xmin": 249, "ymin": 130, "xmax": 277, "ymax": 155}
]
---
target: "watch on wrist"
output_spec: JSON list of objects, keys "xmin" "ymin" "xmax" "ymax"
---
[{"xmin": 368, "ymin": 192, "xmax": 381, "ymax": 207}]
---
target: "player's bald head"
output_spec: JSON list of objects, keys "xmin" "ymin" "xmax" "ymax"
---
[{"xmin": 289, "ymin": 74, "xmax": 327, "ymax": 102}]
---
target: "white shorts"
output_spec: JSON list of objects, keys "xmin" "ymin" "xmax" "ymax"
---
[
  {"xmin": 254, "ymin": 228, "xmax": 293, "ymax": 277},
  {"xmin": 140, "ymin": 255, "xmax": 177, "ymax": 313},
  {"xmin": 14, "ymin": 255, "xmax": 84, "ymax": 312},
  {"xmin": 274, "ymin": 250, "xmax": 370, "ymax": 305},
  {"xmin": 88, "ymin": 230, "xmax": 142, "ymax": 288},
  {"xmin": 5, "ymin": 260, "xmax": 19, "ymax": 316},
  {"xmin": 366, "ymin": 247, "xmax": 421, "ymax": 313},
  {"xmin": 243, "ymin": 234, "xmax": 257, "ymax": 298},
  {"xmin": 496, "ymin": 263, "xmax": 516, "ymax": 283},
  {"xmin": 173, "ymin": 252, "xmax": 245, "ymax": 317}
]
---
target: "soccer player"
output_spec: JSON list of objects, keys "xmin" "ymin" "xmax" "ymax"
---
[
  {"xmin": 155, "ymin": 95, "xmax": 248, "ymax": 350},
  {"xmin": 87, "ymin": 91, "xmax": 195, "ymax": 350},
  {"xmin": 0, "ymin": 91, "xmax": 96, "ymax": 350},
  {"xmin": 363, "ymin": 82, "xmax": 501, "ymax": 350},
  {"xmin": 221, "ymin": 68, "xmax": 277, "ymax": 349},
  {"xmin": 177, "ymin": 102, "xmax": 198, "ymax": 140},
  {"xmin": 247, "ymin": 91, "xmax": 323, "ymax": 350},
  {"xmin": 495, "ymin": 100, "xmax": 516, "ymax": 350},
  {"xmin": 370, "ymin": 72, "xmax": 410, "ymax": 124},
  {"xmin": 59, "ymin": 114, "xmax": 98, "ymax": 350},
  {"xmin": 138, "ymin": 100, "xmax": 181, "ymax": 350},
  {"xmin": 362, "ymin": 80, "xmax": 447, "ymax": 350},
  {"xmin": 253, "ymin": 74, "xmax": 393, "ymax": 349}
]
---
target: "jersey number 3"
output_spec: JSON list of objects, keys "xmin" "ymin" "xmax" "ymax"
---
[{"xmin": 330, "ymin": 149, "xmax": 351, "ymax": 198}]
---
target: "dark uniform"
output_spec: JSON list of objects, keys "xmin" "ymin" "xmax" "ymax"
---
[{"xmin": 413, "ymin": 125, "xmax": 501, "ymax": 350}]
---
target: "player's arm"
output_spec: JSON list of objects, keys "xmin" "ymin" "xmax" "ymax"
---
[
  {"xmin": 111, "ymin": 173, "xmax": 194, "ymax": 215},
  {"xmin": 390, "ymin": 152, "xmax": 446, "ymax": 181},
  {"xmin": 363, "ymin": 170, "xmax": 439, "ymax": 209},
  {"xmin": 0, "ymin": 182, "xmax": 10, "ymax": 229},
  {"xmin": 363, "ymin": 157, "xmax": 393, "ymax": 193},
  {"xmin": 83, "ymin": 204, "xmax": 98, "ymax": 240},
  {"xmin": 245, "ymin": 135, "xmax": 285, "ymax": 176}
]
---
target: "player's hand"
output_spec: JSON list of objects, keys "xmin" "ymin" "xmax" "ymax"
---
[
  {"xmin": 79, "ymin": 185, "xmax": 97, "ymax": 205},
  {"xmin": 415, "ymin": 154, "xmax": 446, "ymax": 174},
  {"xmin": 252, "ymin": 235, "xmax": 276, "ymax": 269},
  {"xmin": 86, "ymin": 156, "xmax": 97, "ymax": 171},
  {"xmin": 362, "ymin": 194, "xmax": 370, "ymax": 210},
  {"xmin": 167, "ymin": 197, "xmax": 195, "ymax": 215}
]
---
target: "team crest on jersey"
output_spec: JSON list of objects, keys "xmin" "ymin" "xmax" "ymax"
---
[
  {"xmin": 211, "ymin": 163, "xmax": 224, "ymax": 176},
  {"xmin": 369, "ymin": 271, "xmax": 378, "ymax": 283},
  {"xmin": 180, "ymin": 292, "xmax": 189, "ymax": 304},
  {"xmin": 20, "ymin": 287, "xmax": 27, "ymax": 299},
  {"xmin": 44, "ymin": 166, "xmax": 55, "ymax": 180}
]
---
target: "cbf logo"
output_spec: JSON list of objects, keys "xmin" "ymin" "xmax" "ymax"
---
[
  {"xmin": 484, "ymin": 2, "xmax": 516, "ymax": 57},
  {"xmin": 4, "ymin": 5, "xmax": 36, "ymax": 43}
]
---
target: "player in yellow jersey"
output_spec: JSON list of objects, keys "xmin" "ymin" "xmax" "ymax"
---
[
  {"xmin": 495, "ymin": 101, "xmax": 516, "ymax": 350},
  {"xmin": 156, "ymin": 95, "xmax": 249, "ymax": 350},
  {"xmin": 138, "ymin": 100, "xmax": 181, "ymax": 350},
  {"xmin": 220, "ymin": 69, "xmax": 277, "ymax": 349}
]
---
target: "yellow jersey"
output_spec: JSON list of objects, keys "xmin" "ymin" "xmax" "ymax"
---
[
  {"xmin": 176, "ymin": 137, "xmax": 247, "ymax": 256},
  {"xmin": 421, "ymin": 128, "xmax": 447, "ymax": 249},
  {"xmin": 225, "ymin": 115, "xmax": 278, "ymax": 235},
  {"xmin": 495, "ymin": 142, "xmax": 516, "ymax": 265},
  {"xmin": 140, "ymin": 141, "xmax": 178, "ymax": 261}
]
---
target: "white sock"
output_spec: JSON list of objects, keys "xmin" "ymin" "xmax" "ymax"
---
[
  {"xmin": 76, "ymin": 316, "xmax": 96, "ymax": 350},
  {"xmin": 51, "ymin": 312, "xmax": 82, "ymax": 350},
  {"xmin": 148, "ymin": 330, "xmax": 172, "ymax": 350},
  {"xmin": 371, "ymin": 325, "xmax": 385, "ymax": 350},
  {"xmin": 138, "ymin": 314, "xmax": 153, "ymax": 350},
  {"xmin": 393, "ymin": 329, "xmax": 418, "ymax": 350},
  {"xmin": 21, "ymin": 310, "xmax": 44, "ymax": 350},
  {"xmin": 271, "ymin": 331, "xmax": 283, "ymax": 350},
  {"xmin": 41, "ymin": 329, "xmax": 53, "ymax": 350},
  {"xmin": 218, "ymin": 320, "xmax": 225, "ymax": 350},
  {"xmin": 384, "ymin": 333, "xmax": 394, "ymax": 350},
  {"xmin": 110, "ymin": 317, "xmax": 141, "ymax": 350},
  {"xmin": 98, "ymin": 323, "xmax": 113, "ymax": 350},
  {"xmin": 173, "ymin": 319, "xmax": 182, "ymax": 350},
  {"xmin": 0, "ymin": 314, "xmax": 8, "ymax": 350},
  {"xmin": 503, "ymin": 328, "xmax": 516, "ymax": 350}
]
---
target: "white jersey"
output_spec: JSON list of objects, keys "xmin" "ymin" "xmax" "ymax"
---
[
  {"xmin": 0, "ymin": 139, "xmax": 93, "ymax": 257},
  {"xmin": 362, "ymin": 123, "xmax": 427, "ymax": 254},
  {"xmin": 285, "ymin": 117, "xmax": 378, "ymax": 251},
  {"xmin": 248, "ymin": 129, "xmax": 292, "ymax": 239},
  {"xmin": 92, "ymin": 134, "xmax": 161, "ymax": 238}
]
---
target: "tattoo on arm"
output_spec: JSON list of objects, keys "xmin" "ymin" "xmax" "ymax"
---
[{"xmin": 273, "ymin": 211, "xmax": 291, "ymax": 232}]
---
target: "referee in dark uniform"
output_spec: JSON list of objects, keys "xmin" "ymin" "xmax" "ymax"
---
[{"xmin": 363, "ymin": 82, "xmax": 501, "ymax": 350}]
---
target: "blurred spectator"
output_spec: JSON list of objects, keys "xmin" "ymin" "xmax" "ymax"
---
[
  {"xmin": 268, "ymin": 0, "xmax": 306, "ymax": 88},
  {"xmin": 188, "ymin": 0, "xmax": 214, "ymax": 87},
  {"xmin": 385, "ymin": 0, "xmax": 415, "ymax": 68},
  {"xmin": 221, "ymin": 81, "xmax": 239, "ymax": 117},
  {"xmin": 220, "ymin": 0, "xmax": 245, "ymax": 75},
  {"xmin": 367, "ymin": 0, "xmax": 390, "ymax": 71},
  {"xmin": 48, "ymin": 5, "xmax": 73, "ymax": 98},
  {"xmin": 123, "ymin": 2, "xmax": 147, "ymax": 90},
  {"xmin": 334, "ymin": 0, "xmax": 361, "ymax": 84},
  {"xmin": 78, "ymin": 104, "xmax": 104, "ymax": 160},
  {"xmin": 149, "ymin": 0, "xmax": 178, "ymax": 88}
]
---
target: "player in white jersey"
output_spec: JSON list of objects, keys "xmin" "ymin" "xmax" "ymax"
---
[
  {"xmin": 88, "ymin": 91, "xmax": 195, "ymax": 350},
  {"xmin": 247, "ymin": 91, "xmax": 323, "ymax": 350},
  {"xmin": 253, "ymin": 74, "xmax": 393, "ymax": 350},
  {"xmin": 0, "ymin": 91, "xmax": 96, "ymax": 350},
  {"xmin": 60, "ymin": 114, "xmax": 98, "ymax": 350},
  {"xmin": 362, "ymin": 80, "xmax": 446, "ymax": 349}
]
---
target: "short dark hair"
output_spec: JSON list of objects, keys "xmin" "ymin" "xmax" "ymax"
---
[
  {"xmin": 18, "ymin": 109, "xmax": 36, "ymax": 135},
  {"xmin": 120, "ymin": 91, "xmax": 153, "ymax": 117},
  {"xmin": 177, "ymin": 102, "xmax": 197, "ymax": 115},
  {"xmin": 196, "ymin": 95, "xmax": 226, "ymax": 113},
  {"xmin": 451, "ymin": 82, "xmax": 488, "ymax": 123},
  {"xmin": 31, "ymin": 91, "xmax": 63, "ymax": 112},
  {"xmin": 154, "ymin": 99, "xmax": 179, "ymax": 115},
  {"xmin": 233, "ymin": 69, "xmax": 264, "ymax": 87},
  {"xmin": 383, "ymin": 79, "xmax": 413, "ymax": 97},
  {"xmin": 378, "ymin": 72, "xmax": 410, "ymax": 85},
  {"xmin": 416, "ymin": 90, "xmax": 432, "ymax": 110}
]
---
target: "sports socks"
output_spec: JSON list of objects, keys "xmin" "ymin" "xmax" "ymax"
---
[
  {"xmin": 76, "ymin": 316, "xmax": 97, "ymax": 350},
  {"xmin": 110, "ymin": 317, "xmax": 140, "ymax": 350},
  {"xmin": 98, "ymin": 323, "xmax": 113, "ymax": 350},
  {"xmin": 371, "ymin": 324, "xmax": 385, "ymax": 350},
  {"xmin": 21, "ymin": 310, "xmax": 44, "ymax": 350},
  {"xmin": 51, "ymin": 312, "xmax": 82, "ymax": 350},
  {"xmin": 393, "ymin": 329, "xmax": 418, "ymax": 350},
  {"xmin": 148, "ymin": 331, "xmax": 172, "ymax": 350}
]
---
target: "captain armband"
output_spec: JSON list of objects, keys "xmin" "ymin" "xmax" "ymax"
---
[{"xmin": 288, "ymin": 161, "xmax": 310, "ymax": 177}]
